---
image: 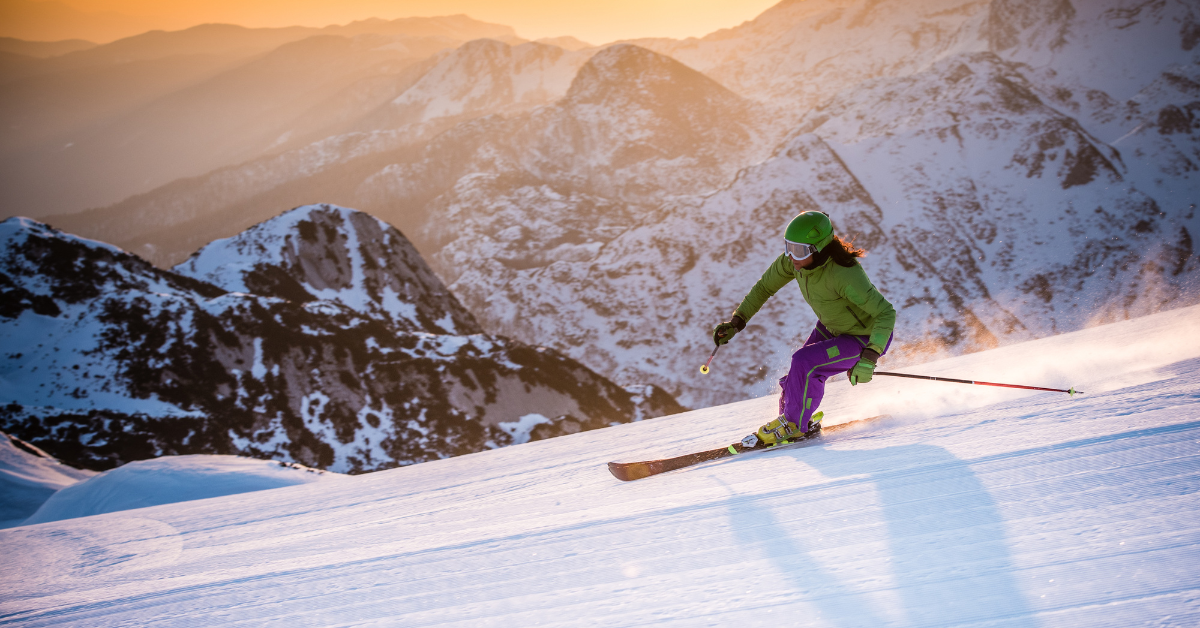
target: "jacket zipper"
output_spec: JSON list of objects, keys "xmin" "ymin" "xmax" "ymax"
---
[{"xmin": 845, "ymin": 305, "xmax": 867, "ymax": 328}]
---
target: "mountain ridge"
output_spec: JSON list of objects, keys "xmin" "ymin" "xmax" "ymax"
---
[
  {"xmin": 0, "ymin": 206, "xmax": 684, "ymax": 473},
  {"xmin": 18, "ymin": 0, "xmax": 1200, "ymax": 410}
]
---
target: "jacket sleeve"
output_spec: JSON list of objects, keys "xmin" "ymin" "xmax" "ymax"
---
[
  {"xmin": 734, "ymin": 254, "xmax": 795, "ymax": 322},
  {"xmin": 839, "ymin": 265, "xmax": 896, "ymax": 353}
]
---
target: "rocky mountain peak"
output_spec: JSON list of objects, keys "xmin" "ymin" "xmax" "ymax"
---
[
  {"xmin": 499, "ymin": 43, "xmax": 767, "ymax": 200},
  {"xmin": 1, "ymin": 217, "xmax": 223, "ymax": 320},
  {"xmin": 384, "ymin": 37, "xmax": 587, "ymax": 128},
  {"xmin": 173, "ymin": 204, "xmax": 481, "ymax": 335},
  {"xmin": 566, "ymin": 43, "xmax": 741, "ymax": 109}
]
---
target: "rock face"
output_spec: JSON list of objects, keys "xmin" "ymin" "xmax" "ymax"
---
[
  {"xmin": 515, "ymin": 44, "xmax": 767, "ymax": 199},
  {"xmin": 174, "ymin": 205, "xmax": 481, "ymax": 335},
  {"xmin": 376, "ymin": 38, "xmax": 592, "ymax": 129},
  {"xmin": 0, "ymin": 207, "xmax": 684, "ymax": 473},
  {"xmin": 37, "ymin": 0, "xmax": 1200, "ymax": 409}
]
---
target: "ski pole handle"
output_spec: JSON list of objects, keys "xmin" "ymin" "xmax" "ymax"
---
[
  {"xmin": 875, "ymin": 371, "xmax": 1081, "ymax": 396},
  {"xmin": 700, "ymin": 345, "xmax": 720, "ymax": 375}
]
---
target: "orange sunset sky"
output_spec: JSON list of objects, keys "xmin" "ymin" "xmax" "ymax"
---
[{"xmin": 1, "ymin": 0, "xmax": 782, "ymax": 45}]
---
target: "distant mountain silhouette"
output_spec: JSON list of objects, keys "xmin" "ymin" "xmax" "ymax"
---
[
  {"xmin": 0, "ymin": 17, "xmax": 521, "ymax": 220},
  {"xmin": 0, "ymin": 36, "xmax": 95, "ymax": 59}
]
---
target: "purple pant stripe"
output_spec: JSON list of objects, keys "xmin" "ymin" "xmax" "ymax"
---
[{"xmin": 778, "ymin": 322, "xmax": 893, "ymax": 432}]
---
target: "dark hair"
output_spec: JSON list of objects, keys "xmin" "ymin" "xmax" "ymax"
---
[{"xmin": 814, "ymin": 235, "xmax": 866, "ymax": 268}]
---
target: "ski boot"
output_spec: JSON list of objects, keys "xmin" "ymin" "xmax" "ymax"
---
[{"xmin": 741, "ymin": 412, "xmax": 823, "ymax": 449}]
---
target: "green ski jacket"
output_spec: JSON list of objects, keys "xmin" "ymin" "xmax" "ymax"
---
[{"xmin": 735, "ymin": 254, "xmax": 896, "ymax": 353}]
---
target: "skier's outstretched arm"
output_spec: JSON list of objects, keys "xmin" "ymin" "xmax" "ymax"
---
[
  {"xmin": 734, "ymin": 254, "xmax": 796, "ymax": 323},
  {"xmin": 714, "ymin": 255, "xmax": 794, "ymax": 345}
]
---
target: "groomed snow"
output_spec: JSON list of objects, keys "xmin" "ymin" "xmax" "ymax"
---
[
  {"xmin": 2, "ymin": 305, "xmax": 1199, "ymax": 626},
  {"xmin": 0, "ymin": 433, "xmax": 94, "ymax": 528},
  {"xmin": 23, "ymin": 455, "xmax": 346, "ymax": 526}
]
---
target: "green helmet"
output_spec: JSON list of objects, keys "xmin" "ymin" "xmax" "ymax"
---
[{"xmin": 784, "ymin": 211, "xmax": 835, "ymax": 256}]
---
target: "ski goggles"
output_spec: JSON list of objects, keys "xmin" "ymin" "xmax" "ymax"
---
[{"xmin": 784, "ymin": 239, "xmax": 816, "ymax": 260}]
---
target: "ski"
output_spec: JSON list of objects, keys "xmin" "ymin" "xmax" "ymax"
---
[{"xmin": 607, "ymin": 415, "xmax": 886, "ymax": 481}]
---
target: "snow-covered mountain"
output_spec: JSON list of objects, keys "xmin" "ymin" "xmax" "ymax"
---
[
  {"xmin": 0, "ymin": 207, "xmax": 682, "ymax": 473},
  {"xmin": 368, "ymin": 38, "xmax": 592, "ymax": 129},
  {"xmin": 796, "ymin": 52, "xmax": 1196, "ymax": 332},
  {"xmin": 426, "ymin": 1, "xmax": 1200, "ymax": 407},
  {"xmin": 421, "ymin": 56, "xmax": 1199, "ymax": 406},
  {"xmin": 37, "ymin": 0, "xmax": 1200, "ymax": 410},
  {"xmin": 358, "ymin": 42, "xmax": 772, "ymax": 241},
  {"xmin": 2, "ymin": 305, "xmax": 1197, "ymax": 626},
  {"xmin": 629, "ymin": 0, "xmax": 992, "ymax": 116},
  {"xmin": 174, "ymin": 205, "xmax": 481, "ymax": 335},
  {"xmin": 631, "ymin": 0, "xmax": 1199, "ymax": 117},
  {"xmin": 511, "ymin": 43, "xmax": 769, "ymax": 199}
]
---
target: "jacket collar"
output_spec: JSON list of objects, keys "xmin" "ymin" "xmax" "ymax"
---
[{"xmin": 796, "ymin": 255, "xmax": 833, "ymax": 276}]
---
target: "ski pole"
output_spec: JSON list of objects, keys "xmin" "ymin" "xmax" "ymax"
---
[
  {"xmin": 699, "ymin": 344, "xmax": 720, "ymax": 375},
  {"xmin": 875, "ymin": 371, "xmax": 1081, "ymax": 396}
]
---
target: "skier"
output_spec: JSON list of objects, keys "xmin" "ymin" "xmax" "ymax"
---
[{"xmin": 712, "ymin": 211, "xmax": 896, "ymax": 446}]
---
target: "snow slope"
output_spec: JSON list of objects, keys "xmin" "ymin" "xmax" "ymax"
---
[
  {"xmin": 0, "ymin": 432, "xmax": 93, "ymax": 528},
  {"xmin": 3, "ymin": 304, "xmax": 1198, "ymax": 626},
  {"xmin": 24, "ymin": 455, "xmax": 344, "ymax": 526}
]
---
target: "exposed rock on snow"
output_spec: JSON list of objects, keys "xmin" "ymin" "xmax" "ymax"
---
[
  {"xmin": 794, "ymin": 52, "xmax": 1195, "ymax": 340},
  {"xmin": 380, "ymin": 38, "xmax": 592, "ymax": 128},
  {"xmin": 512, "ymin": 43, "xmax": 769, "ymax": 199},
  {"xmin": 630, "ymin": 0, "xmax": 992, "ymax": 115},
  {"xmin": 175, "ymin": 204, "xmax": 481, "ymax": 335}
]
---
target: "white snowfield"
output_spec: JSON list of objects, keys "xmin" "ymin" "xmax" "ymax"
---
[
  {"xmin": 3, "ymin": 305, "xmax": 1199, "ymax": 627},
  {"xmin": 0, "ymin": 433, "xmax": 94, "ymax": 528},
  {"xmin": 23, "ymin": 455, "xmax": 346, "ymax": 527}
]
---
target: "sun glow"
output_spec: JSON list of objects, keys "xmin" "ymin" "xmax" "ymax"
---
[{"xmin": 2, "ymin": 0, "xmax": 782, "ymax": 44}]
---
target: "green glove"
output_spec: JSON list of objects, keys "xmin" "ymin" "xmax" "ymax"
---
[
  {"xmin": 849, "ymin": 348, "xmax": 880, "ymax": 386},
  {"xmin": 712, "ymin": 314, "xmax": 746, "ymax": 346}
]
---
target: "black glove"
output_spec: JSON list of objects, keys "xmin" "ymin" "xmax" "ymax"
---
[{"xmin": 712, "ymin": 314, "xmax": 746, "ymax": 346}]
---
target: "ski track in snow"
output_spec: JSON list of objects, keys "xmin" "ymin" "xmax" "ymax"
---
[{"xmin": 2, "ymin": 306, "xmax": 1199, "ymax": 626}]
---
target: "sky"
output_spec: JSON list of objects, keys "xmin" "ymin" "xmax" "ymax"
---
[{"xmin": 1, "ymin": 0, "xmax": 783, "ymax": 44}]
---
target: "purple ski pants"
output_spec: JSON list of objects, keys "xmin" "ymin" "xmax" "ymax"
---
[{"xmin": 779, "ymin": 321, "xmax": 893, "ymax": 432}]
